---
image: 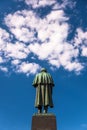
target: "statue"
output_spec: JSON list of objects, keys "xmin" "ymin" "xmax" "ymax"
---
[{"xmin": 32, "ymin": 68, "xmax": 54, "ymax": 114}]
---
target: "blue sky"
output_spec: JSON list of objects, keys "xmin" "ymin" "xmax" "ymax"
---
[{"xmin": 0, "ymin": 0, "xmax": 87, "ymax": 130}]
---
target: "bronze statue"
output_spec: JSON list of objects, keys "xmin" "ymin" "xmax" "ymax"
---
[{"xmin": 32, "ymin": 68, "xmax": 54, "ymax": 114}]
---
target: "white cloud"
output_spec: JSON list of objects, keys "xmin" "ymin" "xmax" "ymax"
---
[
  {"xmin": 47, "ymin": 10, "xmax": 68, "ymax": 22},
  {"xmin": 17, "ymin": 62, "xmax": 41, "ymax": 75},
  {"xmin": 11, "ymin": 59, "xmax": 21, "ymax": 65},
  {"xmin": 74, "ymin": 28, "xmax": 87, "ymax": 46},
  {"xmin": 0, "ymin": 28, "xmax": 10, "ymax": 51},
  {"xmin": 0, "ymin": 57, "xmax": 4, "ymax": 63},
  {"xmin": 0, "ymin": 28, "xmax": 10, "ymax": 41},
  {"xmin": 0, "ymin": 66, "xmax": 8, "ymax": 72},
  {"xmin": 81, "ymin": 46, "xmax": 87, "ymax": 57},
  {"xmin": 24, "ymin": 0, "xmax": 76, "ymax": 10},
  {"xmin": 4, "ymin": 11, "xmax": 37, "ymax": 43},
  {"xmin": 4, "ymin": 9, "xmax": 68, "ymax": 44},
  {"xmin": 61, "ymin": 0, "xmax": 76, "ymax": 9},
  {"xmin": 48, "ymin": 43, "xmax": 81, "ymax": 73},
  {"xmin": 64, "ymin": 61, "xmax": 84, "ymax": 72},
  {"xmin": 27, "ymin": 10, "xmax": 69, "ymax": 61},
  {"xmin": 29, "ymin": 40, "xmax": 80, "ymax": 73},
  {"xmin": 74, "ymin": 28, "xmax": 87, "ymax": 58},
  {"xmin": 0, "ymin": 2, "xmax": 85, "ymax": 75},
  {"xmin": 4, "ymin": 9, "xmax": 70, "ymax": 64},
  {"xmin": 25, "ymin": 0, "xmax": 56, "ymax": 8},
  {"xmin": 5, "ymin": 42, "xmax": 30, "ymax": 59}
]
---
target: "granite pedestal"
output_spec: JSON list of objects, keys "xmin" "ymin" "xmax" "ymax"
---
[{"xmin": 31, "ymin": 114, "xmax": 57, "ymax": 130}]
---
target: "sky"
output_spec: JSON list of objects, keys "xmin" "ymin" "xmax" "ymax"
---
[{"xmin": 0, "ymin": 0, "xmax": 87, "ymax": 130}]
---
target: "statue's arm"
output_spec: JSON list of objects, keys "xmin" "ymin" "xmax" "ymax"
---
[
  {"xmin": 49, "ymin": 74, "xmax": 55, "ymax": 87},
  {"xmin": 32, "ymin": 74, "xmax": 38, "ymax": 87}
]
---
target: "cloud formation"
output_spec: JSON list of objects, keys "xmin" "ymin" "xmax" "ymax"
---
[
  {"xmin": 25, "ymin": 0, "xmax": 56, "ymax": 8},
  {"xmin": 24, "ymin": 0, "xmax": 76, "ymax": 10},
  {"xmin": 74, "ymin": 28, "xmax": 87, "ymax": 57},
  {"xmin": 0, "ymin": 0, "xmax": 86, "ymax": 75},
  {"xmin": 17, "ymin": 62, "xmax": 40, "ymax": 76}
]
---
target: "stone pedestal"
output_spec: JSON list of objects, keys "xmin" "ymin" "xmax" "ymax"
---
[{"xmin": 31, "ymin": 114, "xmax": 57, "ymax": 130}]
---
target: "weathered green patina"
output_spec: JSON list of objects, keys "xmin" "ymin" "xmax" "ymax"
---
[{"xmin": 32, "ymin": 68, "xmax": 54, "ymax": 113}]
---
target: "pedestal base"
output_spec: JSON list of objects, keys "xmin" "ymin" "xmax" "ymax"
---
[{"xmin": 31, "ymin": 114, "xmax": 57, "ymax": 130}]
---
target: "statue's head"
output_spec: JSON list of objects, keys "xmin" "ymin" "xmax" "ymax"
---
[{"xmin": 41, "ymin": 68, "xmax": 47, "ymax": 72}]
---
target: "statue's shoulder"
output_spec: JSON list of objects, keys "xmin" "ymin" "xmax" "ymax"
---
[{"xmin": 36, "ymin": 72, "xmax": 41, "ymax": 77}]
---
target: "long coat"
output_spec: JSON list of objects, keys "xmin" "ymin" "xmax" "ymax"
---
[{"xmin": 32, "ymin": 70, "xmax": 54, "ymax": 108}]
